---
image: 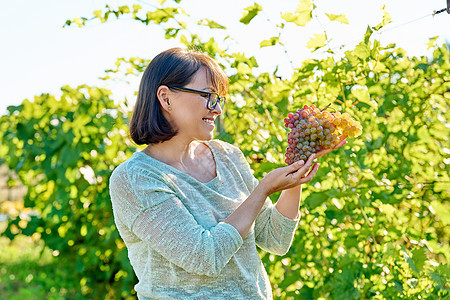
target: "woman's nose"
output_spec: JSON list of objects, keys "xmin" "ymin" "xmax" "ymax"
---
[{"xmin": 211, "ymin": 103, "xmax": 223, "ymax": 115}]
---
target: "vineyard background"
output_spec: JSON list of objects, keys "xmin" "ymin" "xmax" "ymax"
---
[{"xmin": 0, "ymin": 0, "xmax": 449, "ymax": 299}]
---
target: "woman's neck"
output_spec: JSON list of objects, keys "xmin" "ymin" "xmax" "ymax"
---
[{"xmin": 143, "ymin": 137, "xmax": 199, "ymax": 168}]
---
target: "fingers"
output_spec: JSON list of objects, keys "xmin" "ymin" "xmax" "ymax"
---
[
  {"xmin": 314, "ymin": 148, "xmax": 332, "ymax": 159},
  {"xmin": 333, "ymin": 135, "xmax": 348, "ymax": 149},
  {"xmin": 292, "ymin": 154, "xmax": 315, "ymax": 179},
  {"xmin": 330, "ymin": 139, "xmax": 348, "ymax": 151},
  {"xmin": 299, "ymin": 162, "xmax": 320, "ymax": 183},
  {"xmin": 287, "ymin": 159, "xmax": 305, "ymax": 173},
  {"xmin": 335, "ymin": 139, "xmax": 348, "ymax": 149},
  {"xmin": 315, "ymin": 135, "xmax": 349, "ymax": 158},
  {"xmin": 301, "ymin": 153, "xmax": 315, "ymax": 171}
]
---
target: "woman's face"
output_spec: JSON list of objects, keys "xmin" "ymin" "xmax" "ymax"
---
[{"xmin": 168, "ymin": 68, "xmax": 223, "ymax": 141}]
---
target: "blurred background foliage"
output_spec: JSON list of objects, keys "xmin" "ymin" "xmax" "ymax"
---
[{"xmin": 0, "ymin": 0, "xmax": 449, "ymax": 299}]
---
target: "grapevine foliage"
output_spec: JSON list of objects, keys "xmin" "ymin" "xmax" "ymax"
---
[
  {"xmin": 1, "ymin": 1, "xmax": 449, "ymax": 299},
  {"xmin": 0, "ymin": 87, "xmax": 137, "ymax": 297}
]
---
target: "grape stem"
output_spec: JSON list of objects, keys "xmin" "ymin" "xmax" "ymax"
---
[{"xmin": 320, "ymin": 103, "xmax": 336, "ymax": 112}]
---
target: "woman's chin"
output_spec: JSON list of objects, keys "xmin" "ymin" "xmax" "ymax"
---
[
  {"xmin": 203, "ymin": 133, "xmax": 214, "ymax": 140},
  {"xmin": 200, "ymin": 130, "xmax": 214, "ymax": 141}
]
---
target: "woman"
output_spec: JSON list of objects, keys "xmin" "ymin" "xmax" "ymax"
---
[{"xmin": 109, "ymin": 48, "xmax": 346, "ymax": 299}]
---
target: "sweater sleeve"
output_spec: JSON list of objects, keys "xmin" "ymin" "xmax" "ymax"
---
[
  {"xmin": 253, "ymin": 199, "xmax": 299, "ymax": 256},
  {"xmin": 216, "ymin": 141, "xmax": 299, "ymax": 256},
  {"xmin": 109, "ymin": 163, "xmax": 243, "ymax": 277}
]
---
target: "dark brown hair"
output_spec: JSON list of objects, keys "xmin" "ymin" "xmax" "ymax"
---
[{"xmin": 129, "ymin": 48, "xmax": 229, "ymax": 145}]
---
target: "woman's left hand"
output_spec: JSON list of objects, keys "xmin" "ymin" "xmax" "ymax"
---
[{"xmin": 315, "ymin": 135, "xmax": 348, "ymax": 159}]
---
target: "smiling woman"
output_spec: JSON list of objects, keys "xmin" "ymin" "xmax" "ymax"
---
[
  {"xmin": 129, "ymin": 48, "xmax": 228, "ymax": 145},
  {"xmin": 108, "ymin": 48, "xmax": 344, "ymax": 299}
]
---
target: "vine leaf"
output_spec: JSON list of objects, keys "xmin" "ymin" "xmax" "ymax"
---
[
  {"xmin": 373, "ymin": 5, "xmax": 392, "ymax": 30},
  {"xmin": 281, "ymin": 0, "xmax": 313, "ymax": 26},
  {"xmin": 197, "ymin": 18, "xmax": 226, "ymax": 29},
  {"xmin": 411, "ymin": 249, "xmax": 427, "ymax": 272},
  {"xmin": 426, "ymin": 36, "xmax": 439, "ymax": 50},
  {"xmin": 325, "ymin": 13, "xmax": 349, "ymax": 24},
  {"xmin": 306, "ymin": 33, "xmax": 327, "ymax": 52},
  {"xmin": 240, "ymin": 3, "xmax": 263, "ymax": 25},
  {"xmin": 260, "ymin": 36, "xmax": 279, "ymax": 48}
]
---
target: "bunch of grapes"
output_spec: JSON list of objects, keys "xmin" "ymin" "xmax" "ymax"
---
[{"xmin": 284, "ymin": 104, "xmax": 362, "ymax": 165}]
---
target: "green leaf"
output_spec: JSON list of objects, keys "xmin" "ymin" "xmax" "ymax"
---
[
  {"xmin": 306, "ymin": 34, "xmax": 327, "ymax": 52},
  {"xmin": 237, "ymin": 63, "xmax": 252, "ymax": 74},
  {"xmin": 304, "ymin": 192, "xmax": 328, "ymax": 210},
  {"xmin": 197, "ymin": 18, "xmax": 226, "ymax": 29},
  {"xmin": 93, "ymin": 10, "xmax": 103, "ymax": 19},
  {"xmin": 363, "ymin": 26, "xmax": 373, "ymax": 44},
  {"xmin": 325, "ymin": 13, "xmax": 349, "ymax": 24},
  {"xmin": 373, "ymin": 5, "xmax": 391, "ymax": 31},
  {"xmin": 281, "ymin": 0, "xmax": 312, "ymax": 26},
  {"xmin": 404, "ymin": 250, "xmax": 419, "ymax": 273},
  {"xmin": 426, "ymin": 36, "xmax": 439, "ymax": 50},
  {"xmin": 6, "ymin": 104, "xmax": 23, "ymax": 114},
  {"xmin": 296, "ymin": 0, "xmax": 313, "ymax": 13},
  {"xmin": 119, "ymin": 5, "xmax": 130, "ymax": 14},
  {"xmin": 240, "ymin": 3, "xmax": 263, "ymax": 25},
  {"xmin": 430, "ymin": 270, "xmax": 445, "ymax": 286},
  {"xmin": 165, "ymin": 28, "xmax": 180, "ymax": 39},
  {"xmin": 132, "ymin": 4, "xmax": 142, "ymax": 13},
  {"xmin": 411, "ymin": 249, "xmax": 427, "ymax": 272},
  {"xmin": 147, "ymin": 8, "xmax": 178, "ymax": 24},
  {"xmin": 260, "ymin": 37, "xmax": 279, "ymax": 48},
  {"xmin": 179, "ymin": 34, "xmax": 189, "ymax": 46},
  {"xmin": 353, "ymin": 43, "xmax": 370, "ymax": 60},
  {"xmin": 72, "ymin": 17, "xmax": 87, "ymax": 28},
  {"xmin": 351, "ymin": 86, "xmax": 377, "ymax": 109},
  {"xmin": 430, "ymin": 200, "xmax": 450, "ymax": 226},
  {"xmin": 280, "ymin": 12, "xmax": 296, "ymax": 23},
  {"xmin": 429, "ymin": 264, "xmax": 450, "ymax": 287},
  {"xmin": 372, "ymin": 61, "xmax": 387, "ymax": 73}
]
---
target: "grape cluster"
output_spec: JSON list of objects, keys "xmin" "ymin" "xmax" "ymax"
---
[{"xmin": 284, "ymin": 104, "xmax": 362, "ymax": 165}]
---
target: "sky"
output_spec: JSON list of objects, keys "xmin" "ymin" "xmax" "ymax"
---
[{"xmin": 0, "ymin": 0, "xmax": 449, "ymax": 115}]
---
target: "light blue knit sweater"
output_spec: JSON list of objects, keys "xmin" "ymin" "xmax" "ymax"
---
[{"xmin": 109, "ymin": 139, "xmax": 299, "ymax": 299}]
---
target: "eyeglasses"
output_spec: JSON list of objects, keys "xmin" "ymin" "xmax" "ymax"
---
[{"xmin": 169, "ymin": 86, "xmax": 226, "ymax": 110}]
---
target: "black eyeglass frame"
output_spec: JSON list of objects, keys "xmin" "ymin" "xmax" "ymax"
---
[{"xmin": 168, "ymin": 86, "xmax": 226, "ymax": 110}]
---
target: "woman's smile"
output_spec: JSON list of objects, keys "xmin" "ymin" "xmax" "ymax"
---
[{"xmin": 202, "ymin": 117, "xmax": 215, "ymax": 127}]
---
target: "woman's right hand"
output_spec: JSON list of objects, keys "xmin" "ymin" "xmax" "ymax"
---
[{"xmin": 259, "ymin": 154, "xmax": 319, "ymax": 196}]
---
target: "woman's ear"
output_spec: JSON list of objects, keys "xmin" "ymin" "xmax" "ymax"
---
[{"xmin": 157, "ymin": 85, "xmax": 172, "ymax": 112}]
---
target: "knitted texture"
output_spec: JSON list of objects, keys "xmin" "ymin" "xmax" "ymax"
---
[{"xmin": 109, "ymin": 140, "xmax": 300, "ymax": 299}]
